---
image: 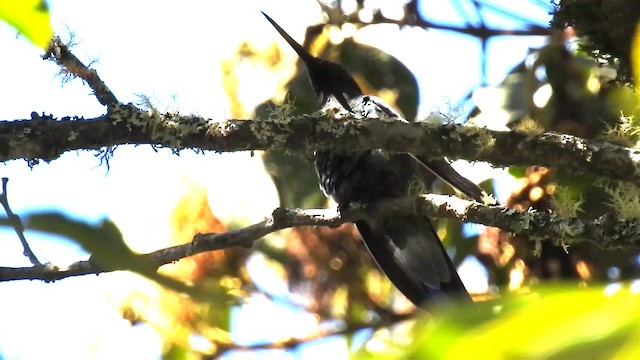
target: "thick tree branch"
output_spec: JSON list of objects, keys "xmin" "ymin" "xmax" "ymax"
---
[
  {"xmin": 1, "ymin": 195, "xmax": 638, "ymax": 283},
  {"xmin": 2, "ymin": 107, "xmax": 640, "ymax": 185}
]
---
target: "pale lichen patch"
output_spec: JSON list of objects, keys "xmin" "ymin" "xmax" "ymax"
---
[
  {"xmin": 249, "ymin": 108, "xmax": 293, "ymax": 148},
  {"xmin": 510, "ymin": 209, "xmax": 534, "ymax": 234},
  {"xmin": 206, "ymin": 118, "xmax": 239, "ymax": 138},
  {"xmin": 109, "ymin": 103, "xmax": 213, "ymax": 150},
  {"xmin": 67, "ymin": 130, "xmax": 79, "ymax": 142},
  {"xmin": 459, "ymin": 125, "xmax": 496, "ymax": 154}
]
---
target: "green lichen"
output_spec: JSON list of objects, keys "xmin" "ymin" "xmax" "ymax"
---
[
  {"xmin": 553, "ymin": 185, "xmax": 584, "ymax": 218},
  {"xmin": 600, "ymin": 180, "xmax": 640, "ymax": 220},
  {"xmin": 513, "ymin": 116, "xmax": 545, "ymax": 135},
  {"xmin": 533, "ymin": 238, "xmax": 543, "ymax": 257},
  {"xmin": 603, "ymin": 114, "xmax": 640, "ymax": 148},
  {"xmin": 459, "ymin": 126, "xmax": 496, "ymax": 154}
]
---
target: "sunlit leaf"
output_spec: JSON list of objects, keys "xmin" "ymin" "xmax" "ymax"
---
[
  {"xmin": 356, "ymin": 285, "xmax": 640, "ymax": 359},
  {"xmin": 0, "ymin": 0, "xmax": 53, "ymax": 49},
  {"xmin": 631, "ymin": 23, "xmax": 640, "ymax": 91}
]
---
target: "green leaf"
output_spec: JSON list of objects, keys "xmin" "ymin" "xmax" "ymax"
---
[
  {"xmin": 0, "ymin": 0, "xmax": 53, "ymax": 49},
  {"xmin": 632, "ymin": 22, "xmax": 640, "ymax": 92},
  {"xmin": 508, "ymin": 166, "xmax": 525, "ymax": 178},
  {"xmin": 356, "ymin": 285, "xmax": 640, "ymax": 359}
]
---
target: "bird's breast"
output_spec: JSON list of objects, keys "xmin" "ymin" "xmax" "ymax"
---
[{"xmin": 314, "ymin": 150, "xmax": 420, "ymax": 205}]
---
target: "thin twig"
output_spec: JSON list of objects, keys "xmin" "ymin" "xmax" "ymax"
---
[
  {"xmin": 0, "ymin": 178, "xmax": 42, "ymax": 266},
  {"xmin": 0, "ymin": 207, "xmax": 343, "ymax": 282},
  {"xmin": 42, "ymin": 37, "xmax": 119, "ymax": 107},
  {"xmin": 208, "ymin": 311, "xmax": 415, "ymax": 358},
  {"xmin": 325, "ymin": 0, "xmax": 550, "ymax": 37},
  {"xmin": 350, "ymin": 3, "xmax": 550, "ymax": 38}
]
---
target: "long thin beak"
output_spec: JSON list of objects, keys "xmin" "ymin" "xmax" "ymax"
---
[{"xmin": 261, "ymin": 11, "xmax": 314, "ymax": 63}]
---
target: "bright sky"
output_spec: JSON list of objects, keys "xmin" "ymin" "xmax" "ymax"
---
[{"xmin": 0, "ymin": 0, "xmax": 551, "ymax": 359}]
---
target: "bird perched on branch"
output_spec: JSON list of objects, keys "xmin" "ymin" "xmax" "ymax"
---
[{"xmin": 263, "ymin": 12, "xmax": 491, "ymax": 306}]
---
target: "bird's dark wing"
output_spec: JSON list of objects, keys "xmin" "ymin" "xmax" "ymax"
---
[
  {"xmin": 321, "ymin": 96, "xmax": 473, "ymax": 305},
  {"xmin": 351, "ymin": 96, "xmax": 493, "ymax": 204}
]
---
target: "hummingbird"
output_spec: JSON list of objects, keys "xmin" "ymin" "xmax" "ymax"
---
[{"xmin": 263, "ymin": 12, "xmax": 490, "ymax": 306}]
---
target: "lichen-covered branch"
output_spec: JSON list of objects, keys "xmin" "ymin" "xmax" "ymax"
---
[
  {"xmin": 1, "ymin": 195, "xmax": 638, "ymax": 283},
  {"xmin": 0, "ymin": 207, "xmax": 344, "ymax": 282},
  {"xmin": 43, "ymin": 37, "xmax": 119, "ymax": 107},
  {"xmin": 2, "ymin": 106, "xmax": 640, "ymax": 185},
  {"xmin": 371, "ymin": 194, "xmax": 640, "ymax": 249}
]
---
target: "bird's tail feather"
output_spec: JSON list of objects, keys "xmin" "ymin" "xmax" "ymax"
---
[
  {"xmin": 413, "ymin": 156, "xmax": 496, "ymax": 205},
  {"xmin": 355, "ymin": 217, "xmax": 470, "ymax": 306}
]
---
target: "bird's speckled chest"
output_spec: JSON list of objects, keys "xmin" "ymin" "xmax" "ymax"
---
[
  {"xmin": 315, "ymin": 150, "xmax": 423, "ymax": 205},
  {"xmin": 314, "ymin": 95, "xmax": 424, "ymax": 205}
]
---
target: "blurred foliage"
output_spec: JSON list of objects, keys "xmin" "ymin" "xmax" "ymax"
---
[
  {"xmin": 551, "ymin": 0, "xmax": 640, "ymax": 84},
  {"xmin": 0, "ymin": 0, "xmax": 53, "ymax": 49},
  {"xmin": 471, "ymin": 20, "xmax": 640, "ymax": 290},
  {"xmin": 355, "ymin": 284, "xmax": 640, "ymax": 359},
  {"xmin": 9, "ymin": 182, "xmax": 251, "ymax": 356}
]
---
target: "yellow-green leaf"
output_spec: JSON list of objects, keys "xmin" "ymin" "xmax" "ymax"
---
[
  {"xmin": 355, "ymin": 285, "xmax": 640, "ymax": 359},
  {"xmin": 632, "ymin": 22, "xmax": 640, "ymax": 90},
  {"xmin": 0, "ymin": 0, "xmax": 53, "ymax": 49}
]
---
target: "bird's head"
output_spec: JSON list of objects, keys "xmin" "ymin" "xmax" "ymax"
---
[{"xmin": 262, "ymin": 12, "xmax": 362, "ymax": 111}]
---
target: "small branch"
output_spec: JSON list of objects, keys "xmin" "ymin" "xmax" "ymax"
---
[
  {"xmin": 208, "ymin": 311, "xmax": 415, "ymax": 358},
  {"xmin": 0, "ymin": 207, "xmax": 343, "ymax": 282},
  {"xmin": 2, "ymin": 108, "xmax": 640, "ymax": 186},
  {"xmin": 43, "ymin": 37, "xmax": 119, "ymax": 108},
  {"xmin": 371, "ymin": 194, "xmax": 640, "ymax": 249},
  {"xmin": 362, "ymin": 0, "xmax": 551, "ymax": 38},
  {"xmin": 0, "ymin": 178, "xmax": 42, "ymax": 266},
  {"xmin": 1, "ymin": 195, "xmax": 639, "ymax": 283}
]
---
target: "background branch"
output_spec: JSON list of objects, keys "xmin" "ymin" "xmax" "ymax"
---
[
  {"xmin": 208, "ymin": 311, "xmax": 415, "ymax": 358},
  {"xmin": 0, "ymin": 178, "xmax": 42, "ymax": 266},
  {"xmin": 338, "ymin": 0, "xmax": 550, "ymax": 38}
]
